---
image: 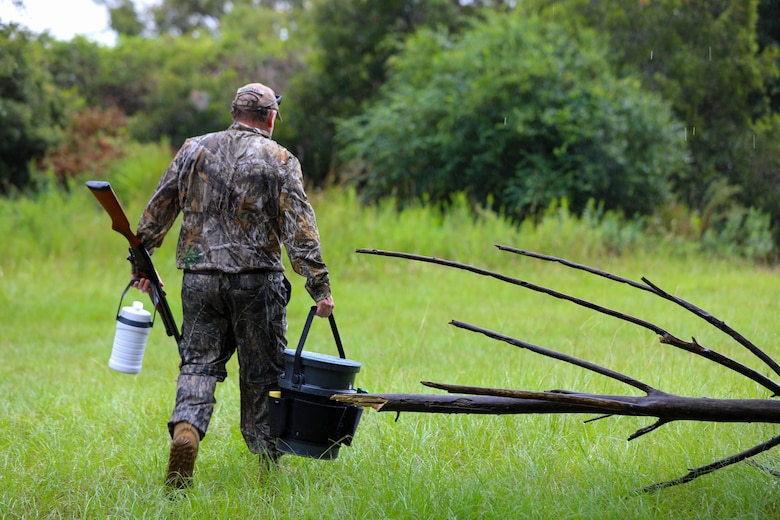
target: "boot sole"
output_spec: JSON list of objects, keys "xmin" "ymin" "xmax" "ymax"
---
[{"xmin": 165, "ymin": 437, "xmax": 197, "ymax": 489}]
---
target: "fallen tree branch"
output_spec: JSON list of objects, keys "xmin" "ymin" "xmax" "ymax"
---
[
  {"xmin": 334, "ymin": 387, "xmax": 780, "ymax": 425},
  {"xmin": 636, "ymin": 433, "xmax": 780, "ymax": 493},
  {"xmin": 331, "ymin": 393, "xmax": 629, "ymax": 414},
  {"xmin": 420, "ymin": 381, "xmax": 780, "ymax": 424},
  {"xmin": 354, "ymin": 248, "xmax": 780, "ymax": 395},
  {"xmin": 350, "ymin": 247, "xmax": 780, "ymax": 492},
  {"xmin": 449, "ymin": 319, "xmax": 656, "ymax": 394}
]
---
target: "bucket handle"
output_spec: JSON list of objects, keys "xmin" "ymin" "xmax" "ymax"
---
[
  {"xmin": 293, "ymin": 306, "xmax": 345, "ymax": 379},
  {"xmin": 116, "ymin": 278, "xmax": 158, "ymax": 326}
]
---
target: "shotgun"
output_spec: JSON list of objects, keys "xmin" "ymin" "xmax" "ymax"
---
[{"xmin": 86, "ymin": 180, "xmax": 181, "ymax": 343}]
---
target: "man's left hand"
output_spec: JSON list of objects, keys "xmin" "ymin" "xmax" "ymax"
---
[{"xmin": 315, "ymin": 294, "xmax": 334, "ymax": 317}]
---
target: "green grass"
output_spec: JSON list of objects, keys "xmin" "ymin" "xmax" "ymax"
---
[{"xmin": 3, "ymin": 150, "xmax": 780, "ymax": 518}]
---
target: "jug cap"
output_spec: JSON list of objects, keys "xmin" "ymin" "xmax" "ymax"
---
[{"xmin": 118, "ymin": 300, "xmax": 152, "ymax": 326}]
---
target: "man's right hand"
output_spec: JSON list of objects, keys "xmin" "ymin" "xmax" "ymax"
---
[
  {"xmin": 132, "ymin": 270, "xmax": 165, "ymax": 295},
  {"xmin": 132, "ymin": 274, "xmax": 153, "ymax": 295}
]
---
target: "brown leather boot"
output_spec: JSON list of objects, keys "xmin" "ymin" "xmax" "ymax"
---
[{"xmin": 165, "ymin": 422, "xmax": 200, "ymax": 489}]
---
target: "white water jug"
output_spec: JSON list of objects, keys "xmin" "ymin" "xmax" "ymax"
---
[{"xmin": 109, "ymin": 300, "xmax": 152, "ymax": 374}]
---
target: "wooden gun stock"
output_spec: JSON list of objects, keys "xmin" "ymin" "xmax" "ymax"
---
[{"xmin": 86, "ymin": 180, "xmax": 181, "ymax": 343}]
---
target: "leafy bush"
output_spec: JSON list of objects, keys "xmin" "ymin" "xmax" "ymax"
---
[
  {"xmin": 648, "ymin": 195, "xmax": 775, "ymax": 263},
  {"xmin": 336, "ymin": 10, "xmax": 686, "ymax": 222},
  {"xmin": 741, "ymin": 113, "xmax": 780, "ymax": 250},
  {"xmin": 0, "ymin": 25, "xmax": 69, "ymax": 194},
  {"xmin": 532, "ymin": 0, "xmax": 778, "ymax": 211},
  {"xmin": 43, "ymin": 107, "xmax": 129, "ymax": 186},
  {"xmin": 700, "ymin": 206, "xmax": 775, "ymax": 261}
]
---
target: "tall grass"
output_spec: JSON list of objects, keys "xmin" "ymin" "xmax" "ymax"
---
[{"xmin": 2, "ymin": 144, "xmax": 780, "ymax": 518}]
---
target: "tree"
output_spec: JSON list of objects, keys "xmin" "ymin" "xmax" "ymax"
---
[
  {"xmin": 528, "ymin": 0, "xmax": 779, "ymax": 211},
  {"xmin": 96, "ymin": 0, "xmax": 144, "ymax": 37},
  {"xmin": 147, "ymin": 0, "xmax": 224, "ymax": 37},
  {"xmin": 37, "ymin": 2, "xmax": 305, "ymax": 152},
  {"xmin": 47, "ymin": 35, "xmax": 106, "ymax": 105},
  {"xmin": 337, "ymin": 11, "xmax": 685, "ymax": 221},
  {"xmin": 757, "ymin": 0, "xmax": 780, "ymax": 50},
  {"xmin": 140, "ymin": 0, "xmax": 303, "ymax": 38},
  {"xmin": 0, "ymin": 24, "xmax": 67, "ymax": 193},
  {"xmin": 286, "ymin": 0, "xmax": 479, "ymax": 184},
  {"xmin": 44, "ymin": 107, "xmax": 128, "ymax": 185},
  {"xmin": 217, "ymin": 2, "xmax": 307, "ymax": 146},
  {"xmin": 95, "ymin": 4, "xmax": 304, "ymax": 147},
  {"xmin": 757, "ymin": 0, "xmax": 780, "ymax": 113}
]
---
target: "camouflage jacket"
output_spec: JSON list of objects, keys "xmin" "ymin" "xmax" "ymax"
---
[{"xmin": 136, "ymin": 122, "xmax": 330, "ymax": 302}]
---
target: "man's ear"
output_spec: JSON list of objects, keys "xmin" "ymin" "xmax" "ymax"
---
[{"xmin": 266, "ymin": 110, "xmax": 276, "ymax": 130}]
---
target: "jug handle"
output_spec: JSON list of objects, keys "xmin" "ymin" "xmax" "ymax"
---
[{"xmin": 116, "ymin": 278, "xmax": 158, "ymax": 326}]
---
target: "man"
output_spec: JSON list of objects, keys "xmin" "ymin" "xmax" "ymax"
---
[{"xmin": 132, "ymin": 82, "xmax": 334, "ymax": 488}]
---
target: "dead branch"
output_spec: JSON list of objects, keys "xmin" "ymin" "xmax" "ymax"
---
[
  {"xmin": 449, "ymin": 319, "xmax": 656, "ymax": 394},
  {"xmin": 331, "ymin": 393, "xmax": 630, "ymax": 415},
  {"xmin": 497, "ymin": 246, "xmax": 780, "ymax": 382},
  {"xmin": 350, "ymin": 247, "xmax": 780, "ymax": 492},
  {"xmin": 636, "ymin": 433, "xmax": 780, "ymax": 493},
  {"xmin": 419, "ymin": 381, "xmax": 780, "ymax": 424},
  {"xmin": 333, "ymin": 389, "xmax": 780, "ymax": 424},
  {"xmin": 354, "ymin": 248, "xmax": 780, "ymax": 395}
]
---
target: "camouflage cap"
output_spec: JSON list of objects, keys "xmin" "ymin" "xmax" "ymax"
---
[{"xmin": 232, "ymin": 83, "xmax": 282, "ymax": 119}]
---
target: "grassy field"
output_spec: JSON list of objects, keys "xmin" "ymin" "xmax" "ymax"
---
[{"xmin": 3, "ymin": 153, "xmax": 780, "ymax": 518}]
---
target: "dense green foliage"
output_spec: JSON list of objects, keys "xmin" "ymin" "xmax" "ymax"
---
[
  {"xmin": 337, "ymin": 11, "xmax": 685, "ymax": 221},
  {"xmin": 52, "ymin": 7, "xmax": 301, "ymax": 147},
  {"xmin": 1, "ymin": 0, "xmax": 780, "ymax": 253},
  {"xmin": 0, "ymin": 24, "xmax": 68, "ymax": 193},
  {"xmin": 285, "ymin": 0, "xmax": 481, "ymax": 182},
  {"xmin": 529, "ymin": 0, "xmax": 780, "ymax": 243}
]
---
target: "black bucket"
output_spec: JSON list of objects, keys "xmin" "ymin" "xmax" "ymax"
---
[{"xmin": 269, "ymin": 307, "xmax": 363, "ymax": 459}]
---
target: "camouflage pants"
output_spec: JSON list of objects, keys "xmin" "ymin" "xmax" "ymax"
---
[{"xmin": 169, "ymin": 270, "xmax": 290, "ymax": 456}]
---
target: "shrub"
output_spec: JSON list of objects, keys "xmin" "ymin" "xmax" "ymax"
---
[
  {"xmin": 336, "ymin": 10, "xmax": 686, "ymax": 222},
  {"xmin": 43, "ymin": 107, "xmax": 129, "ymax": 187}
]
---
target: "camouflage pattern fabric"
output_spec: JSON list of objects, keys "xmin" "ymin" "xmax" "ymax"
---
[
  {"xmin": 168, "ymin": 271, "xmax": 289, "ymax": 456},
  {"xmin": 137, "ymin": 121, "xmax": 330, "ymax": 302}
]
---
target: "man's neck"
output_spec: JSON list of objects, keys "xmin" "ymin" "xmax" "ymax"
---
[{"xmin": 231, "ymin": 120, "xmax": 272, "ymax": 138}]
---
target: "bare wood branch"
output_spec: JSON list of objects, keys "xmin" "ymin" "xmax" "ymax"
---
[
  {"xmin": 354, "ymin": 248, "xmax": 780, "ymax": 395},
  {"xmin": 637, "ymin": 433, "xmax": 780, "ymax": 493},
  {"xmin": 418, "ymin": 381, "xmax": 780, "ymax": 424},
  {"xmin": 352, "ymin": 247, "xmax": 780, "ymax": 492},
  {"xmin": 641, "ymin": 276, "xmax": 780, "ymax": 380},
  {"xmin": 450, "ymin": 319, "xmax": 656, "ymax": 394},
  {"xmin": 333, "ymin": 389, "xmax": 780, "ymax": 492},
  {"xmin": 331, "ymin": 393, "xmax": 623, "ymax": 415},
  {"xmin": 498, "ymin": 245, "xmax": 780, "ymax": 381},
  {"xmin": 334, "ymin": 388, "xmax": 780, "ymax": 425},
  {"xmin": 355, "ymin": 247, "xmax": 666, "ymax": 334},
  {"xmin": 496, "ymin": 245, "xmax": 653, "ymax": 293},
  {"xmin": 627, "ymin": 418, "xmax": 671, "ymax": 441}
]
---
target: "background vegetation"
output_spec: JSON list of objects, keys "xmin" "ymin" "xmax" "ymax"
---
[
  {"xmin": 2, "ymin": 0, "xmax": 780, "ymax": 257},
  {"xmin": 337, "ymin": 11, "xmax": 685, "ymax": 220},
  {"xmin": 3, "ymin": 150, "xmax": 780, "ymax": 518},
  {"xmin": 4, "ymin": 0, "xmax": 780, "ymax": 517}
]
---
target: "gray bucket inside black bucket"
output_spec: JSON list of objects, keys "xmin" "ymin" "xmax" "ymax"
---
[{"xmin": 269, "ymin": 309, "xmax": 363, "ymax": 460}]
